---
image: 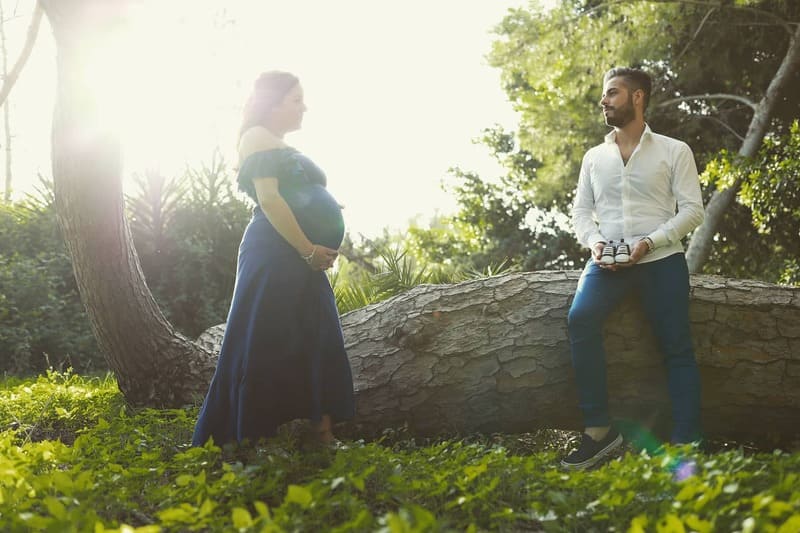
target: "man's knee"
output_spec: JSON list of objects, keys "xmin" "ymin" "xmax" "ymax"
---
[
  {"xmin": 658, "ymin": 334, "xmax": 696, "ymax": 363},
  {"xmin": 568, "ymin": 302, "xmax": 603, "ymax": 334},
  {"xmin": 651, "ymin": 321, "xmax": 695, "ymax": 361}
]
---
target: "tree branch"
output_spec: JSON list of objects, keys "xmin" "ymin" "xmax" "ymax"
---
[
  {"xmin": 685, "ymin": 22, "xmax": 800, "ymax": 273},
  {"xmin": 675, "ymin": 7, "xmax": 716, "ymax": 61},
  {"xmin": 0, "ymin": 2, "xmax": 42, "ymax": 108},
  {"xmin": 664, "ymin": 0, "xmax": 795, "ymax": 35},
  {"xmin": 579, "ymin": 1, "xmax": 796, "ymax": 36},
  {"xmin": 699, "ymin": 115, "xmax": 745, "ymax": 143},
  {"xmin": 657, "ymin": 93, "xmax": 757, "ymax": 111},
  {"xmin": 706, "ymin": 21, "xmax": 800, "ymax": 29},
  {"xmin": 338, "ymin": 235, "xmax": 379, "ymax": 274}
]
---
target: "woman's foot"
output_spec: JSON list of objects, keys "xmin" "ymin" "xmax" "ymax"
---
[
  {"xmin": 310, "ymin": 415, "xmax": 342, "ymax": 448},
  {"xmin": 316, "ymin": 429, "xmax": 337, "ymax": 445}
]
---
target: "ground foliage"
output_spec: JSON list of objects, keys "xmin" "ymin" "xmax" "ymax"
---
[{"xmin": 0, "ymin": 372, "xmax": 798, "ymax": 532}]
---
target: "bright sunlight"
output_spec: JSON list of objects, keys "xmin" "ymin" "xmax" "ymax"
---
[{"xmin": 7, "ymin": 0, "xmax": 526, "ymax": 237}]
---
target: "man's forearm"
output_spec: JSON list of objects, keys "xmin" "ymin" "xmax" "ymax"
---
[{"xmin": 648, "ymin": 202, "xmax": 705, "ymax": 248}]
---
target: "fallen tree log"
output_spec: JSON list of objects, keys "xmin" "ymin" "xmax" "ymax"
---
[{"xmin": 198, "ymin": 271, "xmax": 800, "ymax": 444}]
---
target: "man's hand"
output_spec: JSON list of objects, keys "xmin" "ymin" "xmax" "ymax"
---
[
  {"xmin": 615, "ymin": 240, "xmax": 649, "ymax": 268},
  {"xmin": 592, "ymin": 242, "xmax": 618, "ymax": 271},
  {"xmin": 591, "ymin": 242, "xmax": 606, "ymax": 263}
]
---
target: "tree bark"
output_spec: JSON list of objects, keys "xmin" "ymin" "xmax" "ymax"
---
[
  {"xmin": 199, "ymin": 271, "xmax": 800, "ymax": 443},
  {"xmin": 685, "ymin": 22, "xmax": 800, "ymax": 273},
  {"xmin": 41, "ymin": 0, "xmax": 215, "ymax": 406}
]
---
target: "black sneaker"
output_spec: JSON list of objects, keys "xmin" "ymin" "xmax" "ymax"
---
[
  {"xmin": 614, "ymin": 239, "xmax": 631, "ymax": 263},
  {"xmin": 600, "ymin": 241, "xmax": 616, "ymax": 265},
  {"xmin": 560, "ymin": 429, "xmax": 623, "ymax": 470}
]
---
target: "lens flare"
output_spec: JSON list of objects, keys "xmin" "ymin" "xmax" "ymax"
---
[{"xmin": 671, "ymin": 459, "xmax": 697, "ymax": 481}]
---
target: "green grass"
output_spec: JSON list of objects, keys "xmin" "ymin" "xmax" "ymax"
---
[{"xmin": 1, "ymin": 371, "xmax": 798, "ymax": 532}]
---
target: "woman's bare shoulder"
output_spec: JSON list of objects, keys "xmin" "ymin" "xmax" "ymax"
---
[{"xmin": 238, "ymin": 126, "xmax": 288, "ymax": 161}]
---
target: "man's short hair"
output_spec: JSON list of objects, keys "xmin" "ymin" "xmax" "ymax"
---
[{"xmin": 604, "ymin": 67, "xmax": 652, "ymax": 111}]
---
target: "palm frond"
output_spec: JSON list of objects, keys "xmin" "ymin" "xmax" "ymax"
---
[
  {"xmin": 463, "ymin": 257, "xmax": 518, "ymax": 279},
  {"xmin": 22, "ymin": 173, "xmax": 55, "ymax": 210}
]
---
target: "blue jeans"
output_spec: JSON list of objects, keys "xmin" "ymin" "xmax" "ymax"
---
[{"xmin": 567, "ymin": 253, "xmax": 702, "ymax": 443}]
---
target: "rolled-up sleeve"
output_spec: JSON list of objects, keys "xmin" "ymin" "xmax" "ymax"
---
[
  {"xmin": 572, "ymin": 154, "xmax": 606, "ymax": 248},
  {"xmin": 647, "ymin": 143, "xmax": 705, "ymax": 248}
]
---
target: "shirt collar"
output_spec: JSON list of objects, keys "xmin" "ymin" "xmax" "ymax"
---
[{"xmin": 604, "ymin": 123, "xmax": 653, "ymax": 144}]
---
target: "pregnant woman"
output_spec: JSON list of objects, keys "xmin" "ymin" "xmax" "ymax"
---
[{"xmin": 192, "ymin": 71, "xmax": 355, "ymax": 447}]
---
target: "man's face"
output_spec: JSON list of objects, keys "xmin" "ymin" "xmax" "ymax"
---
[{"xmin": 600, "ymin": 77, "xmax": 636, "ymax": 127}]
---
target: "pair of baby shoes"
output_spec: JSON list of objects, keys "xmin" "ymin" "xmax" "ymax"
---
[{"xmin": 599, "ymin": 239, "xmax": 631, "ymax": 265}]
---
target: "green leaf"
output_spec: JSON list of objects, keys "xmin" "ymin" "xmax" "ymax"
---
[
  {"xmin": 51, "ymin": 472, "xmax": 74, "ymax": 494},
  {"xmin": 778, "ymin": 515, "xmax": 800, "ymax": 533},
  {"xmin": 198, "ymin": 499, "xmax": 215, "ymax": 518},
  {"xmin": 463, "ymin": 462, "xmax": 487, "ymax": 480},
  {"xmin": 284, "ymin": 485, "xmax": 312, "ymax": 508},
  {"xmin": 723, "ymin": 482, "xmax": 739, "ymax": 494},
  {"xmin": 157, "ymin": 505, "xmax": 195, "ymax": 524},
  {"xmin": 43, "ymin": 496, "xmax": 67, "ymax": 520},
  {"xmin": 683, "ymin": 514, "xmax": 713, "ymax": 533},
  {"xmin": 231, "ymin": 507, "xmax": 253, "ymax": 529},
  {"xmin": 770, "ymin": 501, "xmax": 794, "ymax": 519},
  {"xmin": 656, "ymin": 514, "xmax": 685, "ymax": 533},
  {"xmin": 253, "ymin": 501, "xmax": 270, "ymax": 518},
  {"xmin": 351, "ymin": 476, "xmax": 365, "ymax": 492},
  {"xmin": 628, "ymin": 514, "xmax": 649, "ymax": 533},
  {"xmin": 350, "ymin": 465, "xmax": 376, "ymax": 492},
  {"xmin": 409, "ymin": 505, "xmax": 437, "ymax": 528}
]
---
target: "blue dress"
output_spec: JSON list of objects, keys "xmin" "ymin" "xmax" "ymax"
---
[{"xmin": 192, "ymin": 148, "xmax": 355, "ymax": 446}]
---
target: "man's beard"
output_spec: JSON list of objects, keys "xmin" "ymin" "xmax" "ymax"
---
[{"xmin": 604, "ymin": 96, "xmax": 636, "ymax": 127}]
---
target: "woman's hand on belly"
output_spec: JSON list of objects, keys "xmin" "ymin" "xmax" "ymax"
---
[{"xmin": 307, "ymin": 244, "xmax": 339, "ymax": 271}]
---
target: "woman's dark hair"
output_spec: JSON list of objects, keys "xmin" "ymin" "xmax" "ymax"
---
[
  {"xmin": 239, "ymin": 71, "xmax": 299, "ymax": 137},
  {"xmin": 604, "ymin": 67, "xmax": 652, "ymax": 111}
]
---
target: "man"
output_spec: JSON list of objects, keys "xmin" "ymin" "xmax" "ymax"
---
[{"xmin": 561, "ymin": 67, "xmax": 705, "ymax": 470}]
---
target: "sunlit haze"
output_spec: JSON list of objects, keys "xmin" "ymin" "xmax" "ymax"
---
[{"xmin": 5, "ymin": 0, "xmax": 528, "ymax": 238}]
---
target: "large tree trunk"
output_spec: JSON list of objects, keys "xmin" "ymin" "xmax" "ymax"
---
[
  {"xmin": 199, "ymin": 271, "xmax": 800, "ymax": 444},
  {"xmin": 685, "ymin": 22, "xmax": 800, "ymax": 273},
  {"xmin": 42, "ymin": 0, "xmax": 215, "ymax": 406}
]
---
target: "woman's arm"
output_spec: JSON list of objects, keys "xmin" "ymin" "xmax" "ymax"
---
[
  {"xmin": 253, "ymin": 177, "xmax": 337, "ymax": 270},
  {"xmin": 239, "ymin": 126, "xmax": 337, "ymax": 270}
]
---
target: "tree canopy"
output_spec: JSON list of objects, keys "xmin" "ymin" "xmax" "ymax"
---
[
  {"xmin": 421, "ymin": 0, "xmax": 800, "ymax": 281},
  {"xmin": 490, "ymin": 0, "xmax": 799, "ymax": 202}
]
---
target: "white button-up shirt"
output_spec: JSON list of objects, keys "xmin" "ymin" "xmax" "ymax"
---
[{"xmin": 571, "ymin": 124, "xmax": 705, "ymax": 264}]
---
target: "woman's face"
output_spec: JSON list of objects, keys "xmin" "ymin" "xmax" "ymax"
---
[{"xmin": 269, "ymin": 83, "xmax": 307, "ymax": 135}]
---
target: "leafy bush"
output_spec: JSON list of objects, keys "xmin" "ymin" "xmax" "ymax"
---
[
  {"xmin": 0, "ymin": 156, "xmax": 251, "ymax": 375},
  {"xmin": 0, "ymin": 191, "xmax": 102, "ymax": 374},
  {"xmin": 330, "ymin": 245, "xmax": 515, "ymax": 315},
  {"xmin": 1, "ymin": 372, "xmax": 799, "ymax": 532},
  {"xmin": 127, "ymin": 153, "xmax": 251, "ymax": 337},
  {"xmin": 702, "ymin": 121, "xmax": 800, "ymax": 285}
]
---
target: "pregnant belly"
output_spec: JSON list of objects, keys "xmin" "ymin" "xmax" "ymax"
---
[{"xmin": 284, "ymin": 184, "xmax": 345, "ymax": 249}]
